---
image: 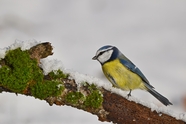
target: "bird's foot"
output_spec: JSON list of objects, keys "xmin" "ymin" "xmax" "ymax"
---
[{"xmin": 127, "ymin": 90, "xmax": 132, "ymax": 98}]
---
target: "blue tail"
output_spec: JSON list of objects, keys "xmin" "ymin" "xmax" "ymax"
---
[{"xmin": 145, "ymin": 84, "xmax": 172, "ymax": 106}]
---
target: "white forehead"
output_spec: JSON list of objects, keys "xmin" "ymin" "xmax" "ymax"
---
[{"xmin": 96, "ymin": 46, "xmax": 113, "ymax": 56}]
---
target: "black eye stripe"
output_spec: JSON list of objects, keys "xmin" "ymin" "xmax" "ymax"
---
[
  {"xmin": 98, "ymin": 51, "xmax": 104, "ymax": 56},
  {"xmin": 98, "ymin": 49, "xmax": 111, "ymax": 57}
]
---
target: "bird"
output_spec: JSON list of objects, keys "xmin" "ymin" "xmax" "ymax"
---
[{"xmin": 92, "ymin": 45, "xmax": 172, "ymax": 106}]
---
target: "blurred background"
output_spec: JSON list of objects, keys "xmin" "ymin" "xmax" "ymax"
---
[{"xmin": 0, "ymin": 0, "xmax": 186, "ymax": 124}]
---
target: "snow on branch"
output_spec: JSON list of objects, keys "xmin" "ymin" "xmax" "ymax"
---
[{"xmin": 0, "ymin": 41, "xmax": 185, "ymax": 124}]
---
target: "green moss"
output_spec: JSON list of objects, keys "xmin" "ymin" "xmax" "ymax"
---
[
  {"xmin": 30, "ymin": 69, "xmax": 67, "ymax": 99},
  {"xmin": 0, "ymin": 48, "xmax": 65, "ymax": 100},
  {"xmin": 48, "ymin": 69, "xmax": 68, "ymax": 79},
  {"xmin": 65, "ymin": 91, "xmax": 84, "ymax": 105},
  {"xmin": 31, "ymin": 80, "xmax": 64, "ymax": 99},
  {"xmin": 0, "ymin": 48, "xmax": 43, "ymax": 93},
  {"xmin": 84, "ymin": 83, "xmax": 103, "ymax": 109},
  {"xmin": 84, "ymin": 90, "xmax": 103, "ymax": 109},
  {"xmin": 0, "ymin": 47, "xmax": 102, "ymax": 106}
]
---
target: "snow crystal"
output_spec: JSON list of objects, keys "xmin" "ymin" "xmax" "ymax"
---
[{"xmin": 57, "ymin": 84, "xmax": 63, "ymax": 90}]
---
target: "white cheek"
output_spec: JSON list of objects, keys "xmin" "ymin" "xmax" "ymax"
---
[{"xmin": 97, "ymin": 50, "xmax": 113, "ymax": 63}]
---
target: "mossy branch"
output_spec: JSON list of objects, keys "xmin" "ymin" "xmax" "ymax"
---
[{"xmin": 0, "ymin": 42, "xmax": 184, "ymax": 124}]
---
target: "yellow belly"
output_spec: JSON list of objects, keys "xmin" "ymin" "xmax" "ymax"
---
[{"xmin": 102, "ymin": 59, "xmax": 145, "ymax": 91}]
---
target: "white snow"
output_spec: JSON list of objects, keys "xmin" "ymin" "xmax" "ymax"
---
[
  {"xmin": 0, "ymin": 39, "xmax": 40, "ymax": 60},
  {"xmin": 57, "ymin": 84, "xmax": 63, "ymax": 90},
  {"xmin": 0, "ymin": 48, "xmax": 6, "ymax": 60},
  {"xmin": 7, "ymin": 39, "xmax": 40, "ymax": 51},
  {"xmin": 66, "ymin": 69, "xmax": 186, "ymax": 122},
  {"xmin": 179, "ymin": 113, "xmax": 186, "ymax": 122},
  {"xmin": 40, "ymin": 58, "xmax": 64, "ymax": 75}
]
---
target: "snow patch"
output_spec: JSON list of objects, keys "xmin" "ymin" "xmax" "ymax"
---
[
  {"xmin": 40, "ymin": 58, "xmax": 64, "ymax": 75},
  {"xmin": 179, "ymin": 113, "xmax": 186, "ymax": 122},
  {"xmin": 0, "ymin": 39, "xmax": 40, "ymax": 60},
  {"xmin": 63, "ymin": 68, "xmax": 186, "ymax": 122},
  {"xmin": 8, "ymin": 39, "xmax": 40, "ymax": 51}
]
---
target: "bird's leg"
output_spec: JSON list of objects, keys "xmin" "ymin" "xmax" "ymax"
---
[{"xmin": 127, "ymin": 89, "xmax": 132, "ymax": 98}]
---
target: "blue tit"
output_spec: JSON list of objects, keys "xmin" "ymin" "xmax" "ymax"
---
[{"xmin": 92, "ymin": 45, "xmax": 172, "ymax": 106}]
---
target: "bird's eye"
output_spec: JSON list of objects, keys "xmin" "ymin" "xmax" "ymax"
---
[
  {"xmin": 98, "ymin": 49, "xmax": 111, "ymax": 57},
  {"xmin": 99, "ymin": 51, "xmax": 104, "ymax": 56}
]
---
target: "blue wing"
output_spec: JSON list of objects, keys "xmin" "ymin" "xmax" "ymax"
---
[{"xmin": 118, "ymin": 54, "xmax": 154, "ymax": 88}]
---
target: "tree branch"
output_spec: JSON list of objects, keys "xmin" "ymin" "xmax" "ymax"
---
[{"xmin": 0, "ymin": 42, "xmax": 184, "ymax": 124}]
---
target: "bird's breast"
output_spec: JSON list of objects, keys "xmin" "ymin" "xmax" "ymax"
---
[{"xmin": 102, "ymin": 59, "xmax": 144, "ymax": 90}]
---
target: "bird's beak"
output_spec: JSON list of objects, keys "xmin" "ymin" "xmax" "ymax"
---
[{"xmin": 92, "ymin": 56, "xmax": 97, "ymax": 60}]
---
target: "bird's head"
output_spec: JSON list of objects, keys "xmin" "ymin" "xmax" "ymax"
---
[{"xmin": 92, "ymin": 45, "xmax": 120, "ymax": 64}]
